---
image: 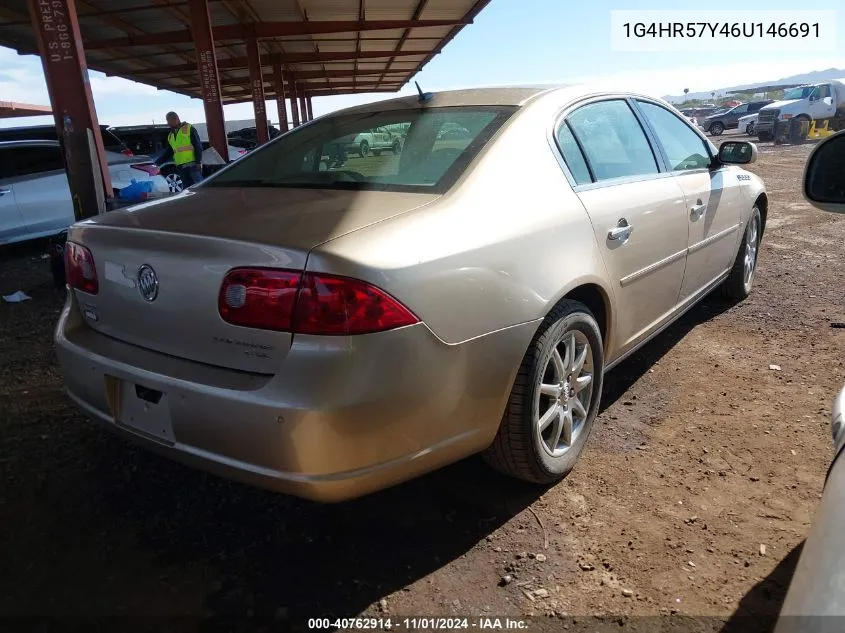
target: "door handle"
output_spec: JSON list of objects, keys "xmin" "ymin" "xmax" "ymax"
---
[
  {"xmin": 0, "ymin": 188, "xmax": 10, "ymax": 197},
  {"xmin": 691, "ymin": 200, "xmax": 707, "ymax": 219},
  {"xmin": 608, "ymin": 219, "xmax": 633, "ymax": 242}
]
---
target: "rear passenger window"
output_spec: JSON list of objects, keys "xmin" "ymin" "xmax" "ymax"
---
[
  {"xmin": 555, "ymin": 122, "xmax": 592, "ymax": 185},
  {"xmin": 566, "ymin": 100, "xmax": 658, "ymax": 182}
]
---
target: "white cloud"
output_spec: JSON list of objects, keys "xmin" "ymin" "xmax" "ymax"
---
[{"xmin": 88, "ymin": 75, "xmax": 159, "ymax": 97}]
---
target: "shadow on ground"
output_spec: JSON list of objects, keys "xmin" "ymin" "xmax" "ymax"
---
[
  {"xmin": 599, "ymin": 294, "xmax": 738, "ymax": 413},
  {"xmin": 720, "ymin": 541, "xmax": 804, "ymax": 633},
  {"xmin": 0, "ymin": 421, "xmax": 544, "ymax": 631}
]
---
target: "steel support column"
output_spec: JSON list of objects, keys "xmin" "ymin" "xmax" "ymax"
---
[
  {"xmin": 27, "ymin": 0, "xmax": 111, "ymax": 220},
  {"xmin": 245, "ymin": 38, "xmax": 269, "ymax": 145},
  {"xmin": 299, "ymin": 93, "xmax": 308, "ymax": 123},
  {"xmin": 306, "ymin": 95, "xmax": 313, "ymax": 121},
  {"xmin": 188, "ymin": 0, "xmax": 227, "ymax": 162},
  {"xmin": 273, "ymin": 64, "xmax": 289, "ymax": 132},
  {"xmin": 289, "ymin": 77, "xmax": 301, "ymax": 127}
]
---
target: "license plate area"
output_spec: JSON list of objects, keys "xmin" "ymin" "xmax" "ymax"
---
[{"xmin": 105, "ymin": 375, "xmax": 175, "ymax": 444}]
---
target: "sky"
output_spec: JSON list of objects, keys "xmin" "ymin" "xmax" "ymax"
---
[{"xmin": 1, "ymin": 0, "xmax": 843, "ymax": 130}]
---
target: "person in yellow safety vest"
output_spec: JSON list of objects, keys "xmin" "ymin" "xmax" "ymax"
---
[{"xmin": 155, "ymin": 111, "xmax": 204, "ymax": 189}]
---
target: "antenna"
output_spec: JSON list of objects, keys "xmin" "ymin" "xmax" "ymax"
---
[{"xmin": 415, "ymin": 81, "xmax": 434, "ymax": 103}]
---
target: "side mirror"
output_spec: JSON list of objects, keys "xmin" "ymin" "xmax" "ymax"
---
[
  {"xmin": 718, "ymin": 141, "xmax": 757, "ymax": 165},
  {"xmin": 803, "ymin": 130, "xmax": 845, "ymax": 213},
  {"xmin": 823, "ymin": 96, "xmax": 834, "ymax": 107}
]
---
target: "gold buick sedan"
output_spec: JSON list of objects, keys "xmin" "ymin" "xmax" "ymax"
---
[{"xmin": 55, "ymin": 86, "xmax": 767, "ymax": 501}]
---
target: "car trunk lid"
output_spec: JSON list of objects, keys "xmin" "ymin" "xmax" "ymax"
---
[{"xmin": 68, "ymin": 187, "xmax": 438, "ymax": 373}]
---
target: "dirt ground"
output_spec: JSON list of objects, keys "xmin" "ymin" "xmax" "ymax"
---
[{"xmin": 1, "ymin": 134, "xmax": 843, "ymax": 633}]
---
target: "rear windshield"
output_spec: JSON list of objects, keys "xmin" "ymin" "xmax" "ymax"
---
[{"xmin": 206, "ymin": 106, "xmax": 516, "ymax": 193}]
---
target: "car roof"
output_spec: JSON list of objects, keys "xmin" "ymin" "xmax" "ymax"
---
[
  {"xmin": 0, "ymin": 124, "xmax": 111, "ymax": 132},
  {"xmin": 333, "ymin": 85, "xmax": 575, "ymax": 115},
  {"xmin": 0, "ymin": 139, "xmax": 61, "ymax": 148},
  {"xmin": 329, "ymin": 84, "xmax": 709, "ymax": 120}
]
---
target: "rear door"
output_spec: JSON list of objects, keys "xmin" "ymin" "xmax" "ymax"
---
[
  {"xmin": 558, "ymin": 98, "xmax": 690, "ymax": 356},
  {"xmin": 725, "ymin": 104, "xmax": 748, "ymax": 128},
  {"xmin": 635, "ymin": 99, "xmax": 743, "ymax": 302},
  {"xmin": 0, "ymin": 148, "xmax": 27, "ymax": 244},
  {"xmin": 8, "ymin": 144, "xmax": 75, "ymax": 238}
]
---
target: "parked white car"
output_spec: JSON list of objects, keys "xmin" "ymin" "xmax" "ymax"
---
[
  {"xmin": 738, "ymin": 113, "xmax": 759, "ymax": 136},
  {"xmin": 0, "ymin": 140, "xmax": 168, "ymax": 245}
]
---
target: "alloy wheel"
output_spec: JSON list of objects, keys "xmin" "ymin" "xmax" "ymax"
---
[
  {"xmin": 164, "ymin": 172, "xmax": 184, "ymax": 193},
  {"xmin": 744, "ymin": 213, "xmax": 760, "ymax": 290},
  {"xmin": 536, "ymin": 330, "xmax": 594, "ymax": 457}
]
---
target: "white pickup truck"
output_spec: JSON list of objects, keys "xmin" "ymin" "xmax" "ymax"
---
[
  {"xmin": 756, "ymin": 78, "xmax": 845, "ymax": 142},
  {"xmin": 343, "ymin": 126, "xmax": 404, "ymax": 157}
]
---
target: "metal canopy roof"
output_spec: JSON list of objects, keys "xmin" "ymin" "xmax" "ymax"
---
[
  {"xmin": 0, "ymin": 0, "xmax": 489, "ymax": 105},
  {"xmin": 0, "ymin": 100, "xmax": 52, "ymax": 118}
]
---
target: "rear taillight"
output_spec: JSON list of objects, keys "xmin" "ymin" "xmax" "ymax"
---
[
  {"xmin": 218, "ymin": 268, "xmax": 419, "ymax": 335},
  {"xmin": 121, "ymin": 148, "xmax": 134, "ymax": 157},
  {"xmin": 218, "ymin": 269, "xmax": 300, "ymax": 331},
  {"xmin": 131, "ymin": 163, "xmax": 160, "ymax": 176},
  {"xmin": 64, "ymin": 242, "xmax": 98, "ymax": 294}
]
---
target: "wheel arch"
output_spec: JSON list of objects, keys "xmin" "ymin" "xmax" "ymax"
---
[
  {"xmin": 755, "ymin": 192, "xmax": 769, "ymax": 234},
  {"xmin": 544, "ymin": 280, "xmax": 614, "ymax": 355}
]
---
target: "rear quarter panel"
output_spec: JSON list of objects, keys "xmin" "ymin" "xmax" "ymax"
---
[{"xmin": 307, "ymin": 93, "xmax": 615, "ymax": 347}]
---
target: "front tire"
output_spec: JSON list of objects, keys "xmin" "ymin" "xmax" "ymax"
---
[
  {"xmin": 359, "ymin": 140, "xmax": 370, "ymax": 157},
  {"xmin": 746, "ymin": 122, "xmax": 755, "ymax": 136},
  {"xmin": 483, "ymin": 300, "xmax": 604, "ymax": 484},
  {"xmin": 722, "ymin": 206, "xmax": 762, "ymax": 300},
  {"xmin": 790, "ymin": 117, "xmax": 810, "ymax": 144}
]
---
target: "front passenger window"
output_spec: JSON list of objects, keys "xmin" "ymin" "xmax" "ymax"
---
[{"xmin": 637, "ymin": 101, "xmax": 712, "ymax": 171}]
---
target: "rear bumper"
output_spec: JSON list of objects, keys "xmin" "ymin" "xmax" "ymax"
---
[{"xmin": 54, "ymin": 294, "xmax": 535, "ymax": 501}]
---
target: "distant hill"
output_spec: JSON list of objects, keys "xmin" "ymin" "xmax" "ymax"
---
[{"xmin": 663, "ymin": 68, "xmax": 845, "ymax": 103}]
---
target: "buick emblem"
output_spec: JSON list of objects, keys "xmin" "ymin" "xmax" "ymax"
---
[{"xmin": 137, "ymin": 264, "xmax": 159, "ymax": 302}]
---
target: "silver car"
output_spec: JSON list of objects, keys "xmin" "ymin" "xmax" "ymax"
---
[
  {"xmin": 54, "ymin": 86, "xmax": 766, "ymax": 501},
  {"xmin": 0, "ymin": 140, "xmax": 168, "ymax": 245}
]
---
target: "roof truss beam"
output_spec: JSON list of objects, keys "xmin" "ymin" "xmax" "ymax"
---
[
  {"xmin": 122, "ymin": 49, "xmax": 430, "ymax": 76},
  {"xmin": 85, "ymin": 19, "xmax": 469, "ymax": 50}
]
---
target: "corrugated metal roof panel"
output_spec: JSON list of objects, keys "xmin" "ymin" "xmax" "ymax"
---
[{"xmin": 0, "ymin": 0, "xmax": 492, "ymax": 101}]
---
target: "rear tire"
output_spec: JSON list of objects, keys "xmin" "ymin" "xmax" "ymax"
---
[
  {"xmin": 359, "ymin": 140, "xmax": 370, "ymax": 157},
  {"xmin": 162, "ymin": 168, "xmax": 184, "ymax": 193},
  {"xmin": 483, "ymin": 300, "xmax": 604, "ymax": 484},
  {"xmin": 722, "ymin": 206, "xmax": 762, "ymax": 300},
  {"xmin": 709, "ymin": 122, "xmax": 725, "ymax": 136}
]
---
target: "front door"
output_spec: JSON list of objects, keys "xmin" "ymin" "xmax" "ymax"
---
[
  {"xmin": 809, "ymin": 84, "xmax": 837, "ymax": 120},
  {"xmin": 560, "ymin": 99, "xmax": 690, "ymax": 356},
  {"xmin": 635, "ymin": 100, "xmax": 743, "ymax": 301},
  {"xmin": 0, "ymin": 148, "xmax": 26, "ymax": 245}
]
